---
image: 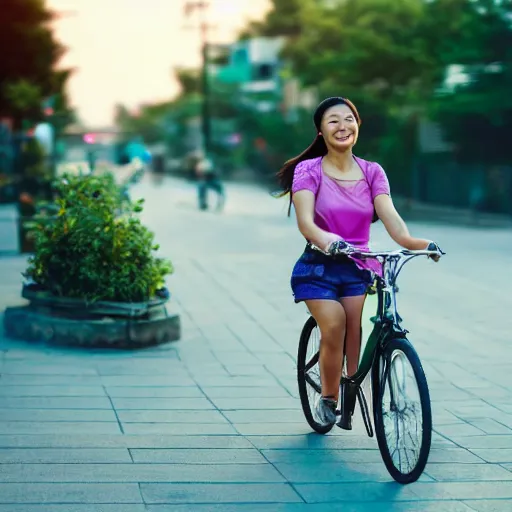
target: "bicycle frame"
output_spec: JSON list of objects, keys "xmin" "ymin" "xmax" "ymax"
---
[
  {"xmin": 303, "ymin": 245, "xmax": 441, "ymax": 433},
  {"xmin": 299, "ymin": 244, "xmax": 441, "ymax": 477},
  {"xmin": 345, "ymin": 249, "xmax": 432, "ymax": 386},
  {"xmin": 326, "ymin": 249, "xmax": 438, "ymax": 434}
]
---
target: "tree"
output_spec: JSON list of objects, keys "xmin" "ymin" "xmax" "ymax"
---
[
  {"xmin": 174, "ymin": 68, "xmax": 202, "ymax": 96},
  {"xmin": 114, "ymin": 65, "xmax": 242, "ymax": 154},
  {"xmin": 238, "ymin": 0, "xmax": 307, "ymax": 39},
  {"xmin": 0, "ymin": 0, "xmax": 72, "ymax": 126},
  {"xmin": 236, "ymin": 0, "xmax": 445, "ymax": 189},
  {"xmin": 235, "ymin": 0, "xmax": 512, "ymax": 195},
  {"xmin": 427, "ymin": 0, "xmax": 512, "ymax": 164}
]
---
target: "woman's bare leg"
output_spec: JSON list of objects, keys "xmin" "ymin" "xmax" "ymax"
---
[
  {"xmin": 305, "ymin": 299, "xmax": 346, "ymax": 400},
  {"xmin": 340, "ymin": 294, "xmax": 367, "ymax": 377}
]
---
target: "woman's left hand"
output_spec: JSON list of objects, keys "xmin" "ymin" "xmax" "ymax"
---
[
  {"xmin": 424, "ymin": 241, "xmax": 444, "ymax": 262},
  {"xmin": 404, "ymin": 237, "xmax": 444, "ymax": 261}
]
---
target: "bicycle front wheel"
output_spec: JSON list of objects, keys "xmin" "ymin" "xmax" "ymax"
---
[
  {"xmin": 297, "ymin": 316, "xmax": 334, "ymax": 434},
  {"xmin": 372, "ymin": 337, "xmax": 432, "ymax": 484}
]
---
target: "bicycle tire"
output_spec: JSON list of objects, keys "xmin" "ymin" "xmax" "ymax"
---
[
  {"xmin": 297, "ymin": 316, "xmax": 334, "ymax": 434},
  {"xmin": 372, "ymin": 337, "xmax": 432, "ymax": 484}
]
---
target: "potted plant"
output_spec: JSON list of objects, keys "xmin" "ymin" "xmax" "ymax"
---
[
  {"xmin": 4, "ymin": 170, "xmax": 179, "ymax": 348},
  {"xmin": 24, "ymin": 171, "xmax": 173, "ymax": 310}
]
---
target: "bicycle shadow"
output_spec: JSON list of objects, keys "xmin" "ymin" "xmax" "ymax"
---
[{"xmin": 269, "ymin": 431, "xmax": 417, "ymax": 498}]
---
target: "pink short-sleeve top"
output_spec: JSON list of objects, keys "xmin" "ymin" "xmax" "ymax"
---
[{"xmin": 291, "ymin": 155, "xmax": 391, "ymax": 274}]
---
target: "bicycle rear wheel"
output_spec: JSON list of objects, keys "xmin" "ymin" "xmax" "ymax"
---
[
  {"xmin": 372, "ymin": 337, "xmax": 432, "ymax": 483},
  {"xmin": 297, "ymin": 316, "xmax": 334, "ymax": 434}
]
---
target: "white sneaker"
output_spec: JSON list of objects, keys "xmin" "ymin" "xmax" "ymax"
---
[{"xmin": 315, "ymin": 396, "xmax": 337, "ymax": 425}]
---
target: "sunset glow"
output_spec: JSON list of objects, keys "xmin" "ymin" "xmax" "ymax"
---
[{"xmin": 48, "ymin": 0, "xmax": 269, "ymax": 127}]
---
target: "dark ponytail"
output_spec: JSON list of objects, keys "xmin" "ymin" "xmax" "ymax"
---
[{"xmin": 276, "ymin": 135, "xmax": 327, "ymax": 215}]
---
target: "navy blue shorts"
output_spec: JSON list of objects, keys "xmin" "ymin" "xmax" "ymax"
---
[{"xmin": 291, "ymin": 248, "xmax": 373, "ymax": 303}]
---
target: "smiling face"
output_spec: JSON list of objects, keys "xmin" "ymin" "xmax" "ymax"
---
[{"xmin": 320, "ymin": 103, "xmax": 359, "ymax": 152}]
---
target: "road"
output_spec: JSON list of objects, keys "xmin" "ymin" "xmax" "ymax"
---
[{"xmin": 0, "ymin": 173, "xmax": 511, "ymax": 511}]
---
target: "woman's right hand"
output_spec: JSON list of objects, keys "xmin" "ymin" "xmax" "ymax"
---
[{"xmin": 321, "ymin": 233, "xmax": 344, "ymax": 253}]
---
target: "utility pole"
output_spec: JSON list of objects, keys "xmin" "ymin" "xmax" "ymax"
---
[{"xmin": 183, "ymin": 1, "xmax": 212, "ymax": 154}]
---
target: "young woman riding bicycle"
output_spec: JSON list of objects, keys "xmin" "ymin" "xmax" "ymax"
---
[{"xmin": 277, "ymin": 96, "xmax": 442, "ymax": 427}]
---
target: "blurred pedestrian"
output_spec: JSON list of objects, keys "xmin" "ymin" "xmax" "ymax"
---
[
  {"xmin": 87, "ymin": 148, "xmax": 96, "ymax": 172},
  {"xmin": 195, "ymin": 153, "xmax": 225, "ymax": 211}
]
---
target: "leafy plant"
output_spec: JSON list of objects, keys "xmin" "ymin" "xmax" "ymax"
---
[
  {"xmin": 25, "ymin": 172, "xmax": 173, "ymax": 302},
  {"xmin": 21, "ymin": 137, "xmax": 51, "ymax": 180}
]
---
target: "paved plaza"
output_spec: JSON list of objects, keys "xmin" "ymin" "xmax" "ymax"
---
[{"xmin": 0, "ymin": 174, "xmax": 511, "ymax": 511}]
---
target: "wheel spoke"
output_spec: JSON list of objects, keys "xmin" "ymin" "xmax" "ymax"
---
[
  {"xmin": 305, "ymin": 351, "xmax": 319, "ymax": 372},
  {"xmin": 305, "ymin": 372, "xmax": 321, "ymax": 394}
]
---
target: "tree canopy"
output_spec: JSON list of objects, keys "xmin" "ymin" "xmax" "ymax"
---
[
  {"xmin": 0, "ymin": 0, "xmax": 73, "ymax": 126},
  {"xmin": 242, "ymin": 0, "xmax": 512, "ymax": 166}
]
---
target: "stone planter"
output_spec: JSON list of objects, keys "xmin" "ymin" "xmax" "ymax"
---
[{"xmin": 3, "ymin": 284, "xmax": 181, "ymax": 349}]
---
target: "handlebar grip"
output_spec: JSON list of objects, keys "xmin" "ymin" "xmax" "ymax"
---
[
  {"xmin": 426, "ymin": 241, "xmax": 446, "ymax": 256},
  {"xmin": 328, "ymin": 240, "xmax": 349, "ymax": 256}
]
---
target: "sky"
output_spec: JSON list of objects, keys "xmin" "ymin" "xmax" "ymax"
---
[{"xmin": 48, "ymin": 0, "xmax": 270, "ymax": 127}]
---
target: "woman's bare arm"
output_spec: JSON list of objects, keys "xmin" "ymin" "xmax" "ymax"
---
[
  {"xmin": 374, "ymin": 194, "xmax": 430, "ymax": 250},
  {"xmin": 293, "ymin": 190, "xmax": 341, "ymax": 251}
]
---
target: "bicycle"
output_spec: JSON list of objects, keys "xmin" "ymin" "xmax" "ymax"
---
[{"xmin": 297, "ymin": 242, "xmax": 444, "ymax": 484}]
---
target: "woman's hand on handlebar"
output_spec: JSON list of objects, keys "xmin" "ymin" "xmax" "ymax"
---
[
  {"xmin": 321, "ymin": 233, "xmax": 344, "ymax": 253},
  {"xmin": 425, "ymin": 241, "xmax": 445, "ymax": 262},
  {"xmin": 326, "ymin": 239, "xmax": 357, "ymax": 256},
  {"xmin": 403, "ymin": 237, "xmax": 445, "ymax": 262}
]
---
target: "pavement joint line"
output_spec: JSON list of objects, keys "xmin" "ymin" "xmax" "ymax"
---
[
  {"xmin": 224, "ymin": 322, "xmax": 293, "ymax": 395},
  {"xmin": 454, "ymin": 380, "xmax": 512, "ymax": 399},
  {"xmin": 137, "ymin": 482, "xmax": 145, "ymax": 505},
  {"xmin": 181, "ymin": 365, "xmax": 238, "ymax": 435},
  {"xmin": 192, "ymin": 257, "xmax": 286, "ymax": 349},
  {"xmin": 444, "ymin": 415, "xmax": 489, "ymax": 435},
  {"xmin": 104, "ymin": 387, "xmax": 125, "ymax": 434},
  {"xmin": 1, "ymin": 176, "xmax": 512, "ymax": 505},
  {"xmin": 450, "ymin": 409, "xmax": 508, "ymax": 433},
  {"xmin": 241, "ymin": 434, "xmax": 308, "ymax": 503},
  {"xmin": 464, "ymin": 394, "xmax": 512, "ymax": 415}
]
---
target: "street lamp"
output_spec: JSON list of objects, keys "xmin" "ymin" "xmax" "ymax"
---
[{"xmin": 183, "ymin": 1, "xmax": 212, "ymax": 154}]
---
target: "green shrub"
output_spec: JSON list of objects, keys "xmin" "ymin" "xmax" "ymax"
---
[
  {"xmin": 25, "ymin": 172, "xmax": 173, "ymax": 302},
  {"xmin": 22, "ymin": 138, "xmax": 51, "ymax": 180}
]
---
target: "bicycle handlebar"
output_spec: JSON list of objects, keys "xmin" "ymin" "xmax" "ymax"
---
[{"xmin": 310, "ymin": 241, "xmax": 445, "ymax": 260}]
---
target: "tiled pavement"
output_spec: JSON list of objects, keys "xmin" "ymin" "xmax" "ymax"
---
[{"xmin": 0, "ymin": 175, "xmax": 511, "ymax": 511}]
